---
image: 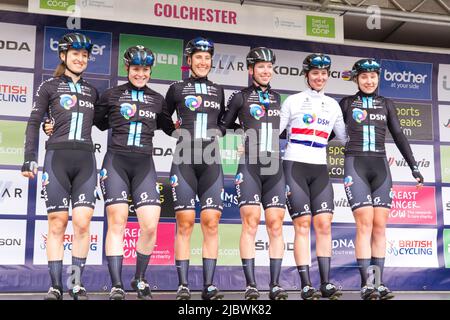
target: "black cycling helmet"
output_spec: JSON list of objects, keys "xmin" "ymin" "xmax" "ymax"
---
[
  {"xmin": 123, "ymin": 45, "xmax": 155, "ymax": 67},
  {"xmin": 58, "ymin": 32, "xmax": 93, "ymax": 55},
  {"xmin": 184, "ymin": 37, "xmax": 214, "ymax": 57},
  {"xmin": 351, "ymin": 58, "xmax": 380, "ymax": 80},
  {"xmin": 246, "ymin": 47, "xmax": 276, "ymax": 69},
  {"xmin": 301, "ymin": 53, "xmax": 331, "ymax": 75}
]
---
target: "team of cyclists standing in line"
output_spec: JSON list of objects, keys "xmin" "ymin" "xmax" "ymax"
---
[{"xmin": 21, "ymin": 32, "xmax": 424, "ymax": 301}]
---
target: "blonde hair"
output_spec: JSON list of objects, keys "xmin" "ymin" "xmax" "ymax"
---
[{"xmin": 53, "ymin": 62, "xmax": 66, "ymax": 77}]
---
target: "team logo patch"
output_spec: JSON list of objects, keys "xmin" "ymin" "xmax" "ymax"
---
[
  {"xmin": 235, "ymin": 172, "xmax": 244, "ymax": 185},
  {"xmin": 120, "ymin": 103, "xmax": 137, "ymax": 120},
  {"xmin": 344, "ymin": 176, "xmax": 354, "ymax": 187},
  {"xmin": 59, "ymin": 94, "xmax": 77, "ymax": 110},
  {"xmin": 249, "ymin": 104, "xmax": 266, "ymax": 120},
  {"xmin": 42, "ymin": 172, "xmax": 49, "ymax": 187},
  {"xmin": 99, "ymin": 169, "xmax": 108, "ymax": 181},
  {"xmin": 170, "ymin": 175, "xmax": 179, "ymax": 187},
  {"xmin": 184, "ymin": 95, "xmax": 202, "ymax": 111},
  {"xmin": 352, "ymin": 108, "xmax": 367, "ymax": 123},
  {"xmin": 302, "ymin": 113, "xmax": 316, "ymax": 125}
]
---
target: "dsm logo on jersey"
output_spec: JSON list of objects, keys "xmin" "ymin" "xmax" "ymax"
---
[
  {"xmin": 43, "ymin": 27, "xmax": 112, "ymax": 75},
  {"xmin": 379, "ymin": 60, "xmax": 432, "ymax": 100}
]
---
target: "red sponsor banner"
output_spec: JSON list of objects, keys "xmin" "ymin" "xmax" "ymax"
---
[
  {"xmin": 123, "ymin": 222, "xmax": 175, "ymax": 265},
  {"xmin": 389, "ymin": 185, "xmax": 436, "ymax": 225}
]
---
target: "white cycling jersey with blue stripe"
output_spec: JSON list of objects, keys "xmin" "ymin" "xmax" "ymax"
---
[{"xmin": 280, "ymin": 88, "xmax": 347, "ymax": 165}]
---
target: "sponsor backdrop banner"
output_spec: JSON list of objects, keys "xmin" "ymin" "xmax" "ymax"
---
[{"xmin": 0, "ymin": 10, "xmax": 448, "ymax": 292}]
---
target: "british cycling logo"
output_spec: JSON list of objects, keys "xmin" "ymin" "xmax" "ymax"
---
[
  {"xmin": 387, "ymin": 239, "xmax": 433, "ymax": 256},
  {"xmin": 0, "ymin": 83, "xmax": 28, "ymax": 103}
]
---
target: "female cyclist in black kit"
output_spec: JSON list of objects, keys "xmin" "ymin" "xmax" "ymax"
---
[
  {"xmin": 340, "ymin": 59, "xmax": 424, "ymax": 300},
  {"xmin": 23, "ymin": 33, "xmax": 98, "ymax": 300}
]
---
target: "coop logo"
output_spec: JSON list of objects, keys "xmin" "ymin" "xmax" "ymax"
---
[
  {"xmin": 380, "ymin": 60, "xmax": 432, "ymax": 100},
  {"xmin": 44, "ymin": 27, "xmax": 111, "ymax": 75},
  {"xmin": 387, "ymin": 239, "xmax": 433, "ymax": 256}
]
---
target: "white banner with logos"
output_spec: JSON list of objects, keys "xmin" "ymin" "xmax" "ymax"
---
[
  {"xmin": 0, "ymin": 219, "xmax": 27, "ymax": 264},
  {"xmin": 385, "ymin": 143, "xmax": 435, "ymax": 183},
  {"xmin": 28, "ymin": 0, "xmax": 344, "ymax": 43},
  {"xmin": 332, "ymin": 183, "xmax": 354, "ymax": 224},
  {"xmin": 0, "ymin": 22, "xmax": 36, "ymax": 69},
  {"xmin": 443, "ymin": 187, "xmax": 450, "ymax": 225},
  {"xmin": 210, "ymin": 43, "xmax": 249, "ymax": 87},
  {"xmin": 0, "ymin": 169, "xmax": 28, "ymax": 215},
  {"xmin": 438, "ymin": 64, "xmax": 450, "ymax": 102},
  {"xmin": 254, "ymin": 225, "xmax": 300, "ymax": 266},
  {"xmin": 439, "ymin": 105, "xmax": 450, "ymax": 142},
  {"xmin": 33, "ymin": 219, "xmax": 103, "ymax": 265},
  {"xmin": 0, "ymin": 71, "xmax": 34, "ymax": 117},
  {"xmin": 385, "ymin": 228, "xmax": 438, "ymax": 268}
]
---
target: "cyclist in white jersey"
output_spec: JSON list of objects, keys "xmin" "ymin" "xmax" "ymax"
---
[{"xmin": 280, "ymin": 53, "xmax": 346, "ymax": 300}]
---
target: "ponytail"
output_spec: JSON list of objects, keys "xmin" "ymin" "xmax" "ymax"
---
[{"xmin": 53, "ymin": 62, "xmax": 66, "ymax": 77}]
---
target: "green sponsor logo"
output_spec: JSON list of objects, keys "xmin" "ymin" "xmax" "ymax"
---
[
  {"xmin": 442, "ymin": 146, "xmax": 450, "ymax": 183},
  {"xmin": 306, "ymin": 15, "xmax": 336, "ymax": 38},
  {"xmin": 118, "ymin": 34, "xmax": 182, "ymax": 81},
  {"xmin": 0, "ymin": 120, "xmax": 26, "ymax": 165},
  {"xmin": 219, "ymin": 134, "xmax": 241, "ymax": 176},
  {"xmin": 190, "ymin": 223, "xmax": 241, "ymax": 266},
  {"xmin": 39, "ymin": 0, "xmax": 75, "ymax": 11},
  {"xmin": 444, "ymin": 230, "xmax": 450, "ymax": 268}
]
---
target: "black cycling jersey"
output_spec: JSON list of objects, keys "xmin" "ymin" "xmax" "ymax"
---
[
  {"xmin": 159, "ymin": 76, "xmax": 225, "ymax": 140},
  {"xmin": 219, "ymin": 84, "xmax": 281, "ymax": 155},
  {"xmin": 339, "ymin": 91, "xmax": 417, "ymax": 170},
  {"xmin": 24, "ymin": 75, "xmax": 99, "ymax": 162},
  {"xmin": 94, "ymin": 82, "xmax": 165, "ymax": 155}
]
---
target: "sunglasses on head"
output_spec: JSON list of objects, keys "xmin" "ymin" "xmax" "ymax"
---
[
  {"xmin": 131, "ymin": 52, "xmax": 154, "ymax": 66},
  {"xmin": 360, "ymin": 60, "xmax": 380, "ymax": 70},
  {"xmin": 311, "ymin": 55, "xmax": 331, "ymax": 68},
  {"xmin": 71, "ymin": 41, "xmax": 93, "ymax": 51}
]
